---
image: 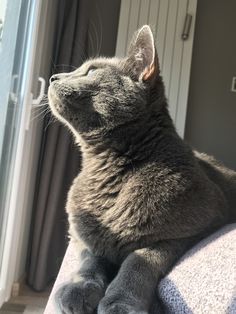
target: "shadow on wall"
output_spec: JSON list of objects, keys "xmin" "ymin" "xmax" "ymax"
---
[{"xmin": 185, "ymin": 0, "xmax": 236, "ymax": 171}]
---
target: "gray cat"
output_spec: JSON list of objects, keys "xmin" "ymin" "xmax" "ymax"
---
[{"xmin": 48, "ymin": 25, "xmax": 236, "ymax": 314}]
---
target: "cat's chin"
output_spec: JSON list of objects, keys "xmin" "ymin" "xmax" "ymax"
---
[
  {"xmin": 48, "ymin": 87, "xmax": 70, "ymax": 119},
  {"xmin": 48, "ymin": 87, "xmax": 71, "ymax": 127},
  {"xmin": 48, "ymin": 85, "xmax": 64, "ymax": 114},
  {"xmin": 48, "ymin": 86, "xmax": 84, "ymax": 145}
]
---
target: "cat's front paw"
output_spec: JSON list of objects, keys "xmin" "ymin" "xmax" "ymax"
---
[
  {"xmin": 98, "ymin": 295, "xmax": 148, "ymax": 314},
  {"xmin": 54, "ymin": 280, "xmax": 104, "ymax": 314}
]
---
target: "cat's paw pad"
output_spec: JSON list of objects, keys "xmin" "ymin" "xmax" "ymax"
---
[
  {"xmin": 98, "ymin": 296, "xmax": 148, "ymax": 314},
  {"xmin": 55, "ymin": 280, "xmax": 104, "ymax": 314}
]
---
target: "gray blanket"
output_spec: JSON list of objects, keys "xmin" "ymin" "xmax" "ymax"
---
[
  {"xmin": 44, "ymin": 224, "xmax": 236, "ymax": 314},
  {"xmin": 159, "ymin": 224, "xmax": 236, "ymax": 313}
]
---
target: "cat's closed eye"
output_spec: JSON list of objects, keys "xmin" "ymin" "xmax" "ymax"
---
[{"xmin": 86, "ymin": 67, "xmax": 97, "ymax": 76}]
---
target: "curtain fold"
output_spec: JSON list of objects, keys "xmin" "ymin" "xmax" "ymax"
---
[{"xmin": 27, "ymin": 0, "xmax": 121, "ymax": 291}]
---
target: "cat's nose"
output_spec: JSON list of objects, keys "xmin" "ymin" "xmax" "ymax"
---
[{"xmin": 49, "ymin": 75, "xmax": 60, "ymax": 84}]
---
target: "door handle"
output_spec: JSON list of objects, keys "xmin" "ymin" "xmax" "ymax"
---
[
  {"xmin": 32, "ymin": 77, "xmax": 46, "ymax": 105},
  {"xmin": 25, "ymin": 77, "xmax": 46, "ymax": 130},
  {"xmin": 182, "ymin": 14, "xmax": 192, "ymax": 40}
]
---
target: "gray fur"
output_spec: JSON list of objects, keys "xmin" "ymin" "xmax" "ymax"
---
[{"xmin": 48, "ymin": 25, "xmax": 236, "ymax": 313}]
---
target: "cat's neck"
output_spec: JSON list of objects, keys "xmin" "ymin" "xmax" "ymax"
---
[{"xmin": 78, "ymin": 104, "xmax": 178, "ymax": 169}]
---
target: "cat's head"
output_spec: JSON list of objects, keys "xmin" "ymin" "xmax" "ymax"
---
[{"xmin": 48, "ymin": 25, "xmax": 167, "ymax": 144}]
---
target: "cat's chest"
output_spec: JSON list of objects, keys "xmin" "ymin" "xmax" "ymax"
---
[
  {"xmin": 72, "ymin": 168, "xmax": 123, "ymax": 214},
  {"xmin": 67, "ymin": 168, "xmax": 131, "ymax": 261}
]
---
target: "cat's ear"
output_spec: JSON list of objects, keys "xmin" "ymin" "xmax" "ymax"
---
[{"xmin": 124, "ymin": 25, "xmax": 159, "ymax": 82}]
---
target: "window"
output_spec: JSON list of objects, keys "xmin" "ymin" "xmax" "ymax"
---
[{"xmin": 0, "ymin": 0, "xmax": 43, "ymax": 305}]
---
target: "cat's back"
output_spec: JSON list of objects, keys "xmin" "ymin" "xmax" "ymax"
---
[{"xmin": 195, "ymin": 151, "xmax": 236, "ymax": 221}]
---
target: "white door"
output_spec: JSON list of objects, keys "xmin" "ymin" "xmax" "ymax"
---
[
  {"xmin": 116, "ymin": 0, "xmax": 197, "ymax": 137},
  {"xmin": 0, "ymin": 0, "xmax": 46, "ymax": 306}
]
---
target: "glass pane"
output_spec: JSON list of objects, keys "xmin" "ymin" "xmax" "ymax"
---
[
  {"xmin": 0, "ymin": 0, "xmax": 34, "ymax": 274},
  {"xmin": 0, "ymin": 0, "xmax": 7, "ymax": 42}
]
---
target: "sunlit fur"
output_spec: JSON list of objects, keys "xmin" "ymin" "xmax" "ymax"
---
[{"xmin": 49, "ymin": 26, "xmax": 236, "ymax": 314}]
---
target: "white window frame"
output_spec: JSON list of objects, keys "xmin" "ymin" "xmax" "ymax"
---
[{"xmin": 0, "ymin": 0, "xmax": 44, "ymax": 306}]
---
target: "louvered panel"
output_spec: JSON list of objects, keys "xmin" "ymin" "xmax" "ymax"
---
[
  {"xmin": 115, "ymin": 0, "xmax": 131, "ymax": 57},
  {"xmin": 116, "ymin": 0, "xmax": 197, "ymax": 137},
  {"xmin": 176, "ymin": 0, "xmax": 198, "ymax": 137},
  {"xmin": 126, "ymin": 0, "xmax": 141, "ymax": 51},
  {"xmin": 137, "ymin": 0, "xmax": 150, "ymax": 28},
  {"xmin": 168, "ymin": 0, "xmax": 188, "ymax": 119},
  {"xmin": 155, "ymin": 0, "xmax": 169, "ymax": 69},
  {"xmin": 162, "ymin": 0, "xmax": 178, "ymax": 99},
  {"xmin": 148, "ymin": 0, "xmax": 160, "ymax": 39}
]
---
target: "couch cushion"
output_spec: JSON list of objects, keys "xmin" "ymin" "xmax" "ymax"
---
[
  {"xmin": 158, "ymin": 224, "xmax": 236, "ymax": 314},
  {"xmin": 44, "ymin": 224, "xmax": 236, "ymax": 314}
]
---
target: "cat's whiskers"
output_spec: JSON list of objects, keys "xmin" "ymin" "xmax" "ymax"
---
[
  {"xmin": 50, "ymin": 57, "xmax": 57, "ymax": 74},
  {"xmin": 30, "ymin": 96, "xmax": 51, "ymax": 124},
  {"xmin": 44, "ymin": 114, "xmax": 57, "ymax": 131},
  {"xmin": 32, "ymin": 102, "xmax": 49, "ymax": 108},
  {"xmin": 95, "ymin": 2, "xmax": 103, "ymax": 55},
  {"xmin": 50, "ymin": 58, "xmax": 78, "ymax": 75},
  {"xmin": 73, "ymin": 33, "xmax": 89, "ymax": 64},
  {"xmin": 30, "ymin": 110, "xmax": 50, "ymax": 125},
  {"xmin": 32, "ymin": 94, "xmax": 49, "ymax": 108},
  {"xmin": 90, "ymin": 6, "xmax": 99, "ymax": 56},
  {"xmin": 54, "ymin": 64, "xmax": 78, "ymax": 74},
  {"xmin": 88, "ymin": 22, "xmax": 96, "ymax": 57},
  {"xmin": 32, "ymin": 104, "xmax": 50, "ymax": 115},
  {"xmin": 59, "ymin": 64, "xmax": 77, "ymax": 72}
]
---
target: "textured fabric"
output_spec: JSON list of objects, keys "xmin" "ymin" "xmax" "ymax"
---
[
  {"xmin": 27, "ymin": 0, "xmax": 121, "ymax": 291},
  {"xmin": 44, "ymin": 241, "xmax": 79, "ymax": 314},
  {"xmin": 44, "ymin": 224, "xmax": 236, "ymax": 314},
  {"xmin": 159, "ymin": 224, "xmax": 236, "ymax": 314}
]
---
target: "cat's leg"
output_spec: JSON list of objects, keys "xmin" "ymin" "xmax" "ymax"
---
[
  {"xmin": 98, "ymin": 239, "xmax": 191, "ymax": 314},
  {"xmin": 55, "ymin": 244, "xmax": 117, "ymax": 314}
]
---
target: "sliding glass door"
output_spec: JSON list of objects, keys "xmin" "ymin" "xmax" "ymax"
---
[
  {"xmin": 0, "ymin": 0, "xmax": 26, "ymax": 275},
  {"xmin": 0, "ymin": 0, "xmax": 44, "ymax": 305}
]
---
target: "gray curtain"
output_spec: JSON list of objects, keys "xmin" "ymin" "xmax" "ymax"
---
[{"xmin": 27, "ymin": 0, "xmax": 121, "ymax": 291}]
